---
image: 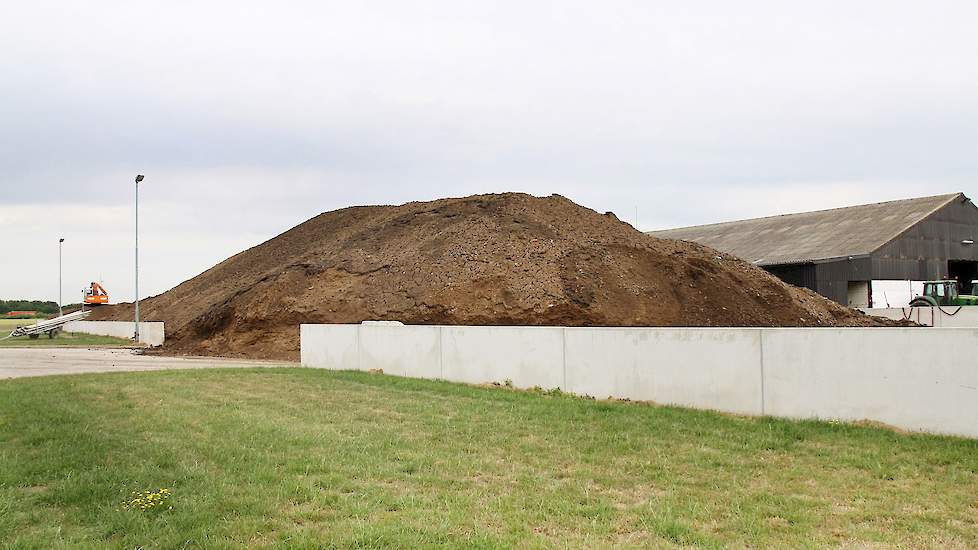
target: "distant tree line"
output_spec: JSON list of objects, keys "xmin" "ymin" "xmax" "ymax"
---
[{"xmin": 0, "ymin": 300, "xmax": 60, "ymax": 315}]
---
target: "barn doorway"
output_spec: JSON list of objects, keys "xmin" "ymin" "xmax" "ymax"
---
[
  {"xmin": 948, "ymin": 260, "xmax": 978, "ymax": 294},
  {"xmin": 846, "ymin": 281, "xmax": 871, "ymax": 308}
]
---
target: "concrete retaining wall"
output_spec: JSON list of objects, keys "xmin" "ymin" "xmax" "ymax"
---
[
  {"xmin": 562, "ymin": 328, "xmax": 763, "ymax": 415},
  {"xmin": 862, "ymin": 306, "xmax": 978, "ymax": 327},
  {"xmin": 64, "ymin": 321, "xmax": 165, "ymax": 346},
  {"xmin": 301, "ymin": 324, "xmax": 978, "ymax": 438},
  {"xmin": 760, "ymin": 329, "xmax": 976, "ymax": 435}
]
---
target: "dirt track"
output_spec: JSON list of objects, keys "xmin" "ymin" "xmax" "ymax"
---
[{"xmin": 93, "ymin": 193, "xmax": 897, "ymax": 360}]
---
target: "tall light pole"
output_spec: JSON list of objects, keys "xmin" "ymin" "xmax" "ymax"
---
[
  {"xmin": 134, "ymin": 174, "xmax": 144, "ymax": 342},
  {"xmin": 58, "ymin": 238, "xmax": 65, "ymax": 316}
]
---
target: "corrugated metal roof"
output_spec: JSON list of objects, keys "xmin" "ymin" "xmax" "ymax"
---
[{"xmin": 647, "ymin": 193, "xmax": 965, "ymax": 266}]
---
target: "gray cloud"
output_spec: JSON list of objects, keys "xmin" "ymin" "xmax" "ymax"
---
[{"xmin": 2, "ymin": 1, "xmax": 977, "ymax": 300}]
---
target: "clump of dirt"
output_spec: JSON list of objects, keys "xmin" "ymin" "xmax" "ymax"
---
[{"xmin": 91, "ymin": 193, "xmax": 899, "ymax": 360}]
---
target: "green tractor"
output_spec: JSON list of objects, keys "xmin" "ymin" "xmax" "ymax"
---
[{"xmin": 909, "ymin": 280, "xmax": 978, "ymax": 307}]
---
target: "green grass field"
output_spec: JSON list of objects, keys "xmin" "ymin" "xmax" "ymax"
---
[
  {"xmin": 1, "ymin": 368, "xmax": 976, "ymax": 548},
  {"xmin": 0, "ymin": 318, "xmax": 41, "ymax": 330},
  {"xmin": 0, "ymin": 318, "xmax": 131, "ymax": 347}
]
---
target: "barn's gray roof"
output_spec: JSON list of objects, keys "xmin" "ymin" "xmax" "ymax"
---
[{"xmin": 647, "ymin": 193, "xmax": 966, "ymax": 266}]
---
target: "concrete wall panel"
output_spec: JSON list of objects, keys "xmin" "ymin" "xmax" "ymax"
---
[
  {"xmin": 440, "ymin": 326, "xmax": 564, "ymax": 388},
  {"xmin": 64, "ymin": 321, "xmax": 164, "ymax": 346},
  {"xmin": 358, "ymin": 324, "xmax": 441, "ymax": 378},
  {"xmin": 300, "ymin": 324, "xmax": 358, "ymax": 370},
  {"xmin": 761, "ymin": 328, "xmax": 978, "ymax": 436},
  {"xmin": 564, "ymin": 328, "xmax": 763, "ymax": 415}
]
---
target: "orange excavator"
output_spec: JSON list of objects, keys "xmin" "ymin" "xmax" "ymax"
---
[{"xmin": 84, "ymin": 282, "xmax": 110, "ymax": 306}]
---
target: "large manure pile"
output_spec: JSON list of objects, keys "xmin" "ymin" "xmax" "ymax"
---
[{"xmin": 93, "ymin": 193, "xmax": 891, "ymax": 359}]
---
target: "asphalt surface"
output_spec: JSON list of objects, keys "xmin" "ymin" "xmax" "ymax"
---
[{"xmin": 0, "ymin": 348, "xmax": 294, "ymax": 379}]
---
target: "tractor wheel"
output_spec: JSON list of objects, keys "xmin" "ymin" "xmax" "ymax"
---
[
  {"xmin": 29, "ymin": 334, "xmax": 39, "ymax": 340},
  {"xmin": 909, "ymin": 298, "xmax": 934, "ymax": 307}
]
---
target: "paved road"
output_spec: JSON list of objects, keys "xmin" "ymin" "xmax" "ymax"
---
[{"xmin": 0, "ymin": 348, "xmax": 295, "ymax": 379}]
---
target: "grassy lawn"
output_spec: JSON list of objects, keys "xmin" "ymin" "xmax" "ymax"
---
[
  {"xmin": 1, "ymin": 369, "xmax": 976, "ymax": 548},
  {"xmin": 0, "ymin": 318, "xmax": 40, "ymax": 331},
  {"xmin": 0, "ymin": 318, "xmax": 131, "ymax": 347}
]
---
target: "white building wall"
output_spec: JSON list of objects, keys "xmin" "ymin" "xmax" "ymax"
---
[
  {"xmin": 870, "ymin": 280, "xmax": 925, "ymax": 308},
  {"xmin": 862, "ymin": 306, "xmax": 978, "ymax": 327}
]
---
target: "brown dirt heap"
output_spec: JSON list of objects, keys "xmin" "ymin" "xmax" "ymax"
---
[{"xmin": 93, "ymin": 193, "xmax": 892, "ymax": 360}]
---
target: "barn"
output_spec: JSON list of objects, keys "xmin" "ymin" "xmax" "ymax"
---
[{"xmin": 648, "ymin": 193, "xmax": 978, "ymax": 307}]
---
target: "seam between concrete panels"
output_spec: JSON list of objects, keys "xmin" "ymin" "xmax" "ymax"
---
[
  {"xmin": 561, "ymin": 327, "xmax": 568, "ymax": 390},
  {"xmin": 758, "ymin": 329, "xmax": 766, "ymax": 416},
  {"xmin": 356, "ymin": 325, "xmax": 362, "ymax": 372},
  {"xmin": 438, "ymin": 326, "xmax": 444, "ymax": 379}
]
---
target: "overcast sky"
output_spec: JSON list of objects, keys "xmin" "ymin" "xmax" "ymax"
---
[{"xmin": 2, "ymin": 1, "xmax": 977, "ymax": 302}]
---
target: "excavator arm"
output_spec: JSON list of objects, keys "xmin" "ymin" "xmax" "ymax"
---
[{"xmin": 84, "ymin": 282, "xmax": 110, "ymax": 305}]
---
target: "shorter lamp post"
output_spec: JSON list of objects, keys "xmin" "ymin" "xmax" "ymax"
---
[
  {"xmin": 134, "ymin": 174, "xmax": 144, "ymax": 342},
  {"xmin": 58, "ymin": 238, "xmax": 65, "ymax": 316}
]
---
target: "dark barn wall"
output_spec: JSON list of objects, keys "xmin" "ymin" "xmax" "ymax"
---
[
  {"xmin": 815, "ymin": 258, "xmax": 871, "ymax": 305},
  {"xmin": 765, "ymin": 258, "xmax": 872, "ymax": 305},
  {"xmin": 763, "ymin": 263, "xmax": 817, "ymax": 291},
  {"xmin": 735, "ymin": 196, "xmax": 978, "ymax": 306},
  {"xmin": 873, "ymin": 198, "xmax": 978, "ymax": 280}
]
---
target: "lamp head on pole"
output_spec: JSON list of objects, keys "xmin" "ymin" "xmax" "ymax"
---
[
  {"xmin": 59, "ymin": 238, "xmax": 64, "ymax": 243},
  {"xmin": 135, "ymin": 174, "xmax": 144, "ymax": 183}
]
